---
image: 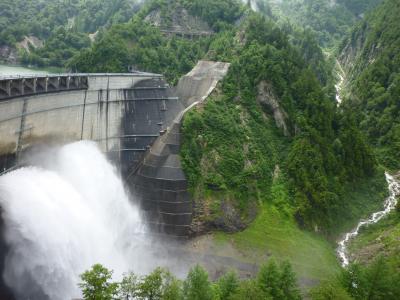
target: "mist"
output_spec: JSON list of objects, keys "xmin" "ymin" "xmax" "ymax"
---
[{"xmin": 0, "ymin": 141, "xmax": 190, "ymax": 300}]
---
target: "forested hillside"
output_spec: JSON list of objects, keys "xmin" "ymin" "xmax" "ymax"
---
[
  {"xmin": 339, "ymin": 0, "xmax": 400, "ymax": 169},
  {"xmin": 0, "ymin": 0, "xmax": 142, "ymax": 66},
  {"xmin": 253, "ymin": 0, "xmax": 382, "ymax": 48},
  {"xmin": 66, "ymin": 0, "xmax": 387, "ymax": 237}
]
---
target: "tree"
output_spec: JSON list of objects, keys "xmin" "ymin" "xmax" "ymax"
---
[
  {"xmin": 257, "ymin": 260, "xmax": 283, "ymax": 299},
  {"xmin": 79, "ymin": 264, "xmax": 119, "ymax": 300},
  {"xmin": 119, "ymin": 272, "xmax": 139, "ymax": 300},
  {"xmin": 310, "ymin": 280, "xmax": 352, "ymax": 300},
  {"xmin": 162, "ymin": 276, "xmax": 183, "ymax": 300},
  {"xmin": 363, "ymin": 257, "xmax": 393, "ymax": 300},
  {"xmin": 183, "ymin": 265, "xmax": 214, "ymax": 300},
  {"xmin": 279, "ymin": 261, "xmax": 301, "ymax": 300},
  {"xmin": 216, "ymin": 271, "xmax": 239, "ymax": 300},
  {"xmin": 136, "ymin": 268, "xmax": 165, "ymax": 300},
  {"xmin": 119, "ymin": 268, "xmax": 183, "ymax": 300},
  {"xmin": 230, "ymin": 280, "xmax": 266, "ymax": 300}
]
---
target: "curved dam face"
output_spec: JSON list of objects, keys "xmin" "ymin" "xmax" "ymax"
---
[
  {"xmin": 0, "ymin": 72, "xmax": 180, "ymax": 174},
  {"xmin": 129, "ymin": 61, "xmax": 231, "ymax": 236},
  {"xmin": 0, "ymin": 62, "xmax": 230, "ymax": 236},
  {"xmin": 0, "ymin": 61, "xmax": 230, "ymax": 298}
]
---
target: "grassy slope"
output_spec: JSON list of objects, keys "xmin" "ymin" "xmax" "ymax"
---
[
  {"xmin": 208, "ymin": 172, "xmax": 387, "ymax": 283},
  {"xmin": 213, "ymin": 180, "xmax": 341, "ymax": 282},
  {"xmin": 215, "ymin": 204, "xmax": 341, "ymax": 281}
]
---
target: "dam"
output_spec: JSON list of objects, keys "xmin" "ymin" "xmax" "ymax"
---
[
  {"xmin": 0, "ymin": 61, "xmax": 230, "ymax": 299},
  {"xmin": 0, "ymin": 61, "xmax": 230, "ymax": 236}
]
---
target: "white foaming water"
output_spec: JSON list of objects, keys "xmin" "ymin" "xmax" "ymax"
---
[
  {"xmin": 335, "ymin": 60, "xmax": 345, "ymax": 105},
  {"xmin": 335, "ymin": 73, "xmax": 344, "ymax": 104},
  {"xmin": 337, "ymin": 172, "xmax": 400, "ymax": 267},
  {"xmin": 0, "ymin": 141, "xmax": 146, "ymax": 300},
  {"xmin": 240, "ymin": 0, "xmax": 259, "ymax": 11}
]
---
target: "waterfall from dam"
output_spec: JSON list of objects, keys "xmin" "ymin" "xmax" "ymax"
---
[
  {"xmin": 337, "ymin": 172, "xmax": 400, "ymax": 266},
  {"xmin": 0, "ymin": 141, "xmax": 146, "ymax": 300}
]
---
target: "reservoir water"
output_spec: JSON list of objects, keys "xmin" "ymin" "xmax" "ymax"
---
[{"xmin": 0, "ymin": 64, "xmax": 49, "ymax": 77}]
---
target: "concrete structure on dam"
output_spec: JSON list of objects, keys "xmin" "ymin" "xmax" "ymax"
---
[
  {"xmin": 0, "ymin": 61, "xmax": 230, "ymax": 238},
  {"xmin": 0, "ymin": 61, "xmax": 230, "ymax": 299},
  {"xmin": 129, "ymin": 61, "xmax": 230, "ymax": 236},
  {"xmin": 0, "ymin": 72, "xmax": 179, "ymax": 174}
]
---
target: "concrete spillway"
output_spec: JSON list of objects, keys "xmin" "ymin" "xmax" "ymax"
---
[{"xmin": 129, "ymin": 61, "xmax": 230, "ymax": 236}]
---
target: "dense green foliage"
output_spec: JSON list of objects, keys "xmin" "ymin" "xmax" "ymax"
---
[
  {"xmin": 311, "ymin": 256, "xmax": 400, "ymax": 300},
  {"xmin": 0, "ymin": 0, "xmax": 140, "ymax": 45},
  {"xmin": 80, "ymin": 260, "xmax": 301, "ymax": 300},
  {"xmin": 79, "ymin": 264, "xmax": 119, "ymax": 300},
  {"xmin": 340, "ymin": 0, "xmax": 400, "ymax": 169},
  {"xmin": 68, "ymin": 19, "xmax": 210, "ymax": 83},
  {"xmin": 0, "ymin": 0, "xmax": 143, "ymax": 67},
  {"xmin": 21, "ymin": 27, "xmax": 91, "ymax": 67},
  {"xmin": 254, "ymin": 0, "xmax": 382, "ymax": 48},
  {"xmin": 181, "ymin": 9, "xmax": 379, "ymax": 234},
  {"xmin": 181, "ymin": 0, "xmax": 244, "ymax": 31},
  {"xmin": 69, "ymin": 0, "xmax": 247, "ymax": 82}
]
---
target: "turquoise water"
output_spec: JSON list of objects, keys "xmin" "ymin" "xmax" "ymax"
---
[{"xmin": 0, "ymin": 64, "xmax": 58, "ymax": 77}]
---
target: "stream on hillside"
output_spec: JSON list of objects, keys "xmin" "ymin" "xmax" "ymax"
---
[
  {"xmin": 337, "ymin": 173, "xmax": 400, "ymax": 267},
  {"xmin": 333, "ymin": 64, "xmax": 400, "ymax": 267},
  {"xmin": 335, "ymin": 59, "xmax": 345, "ymax": 105}
]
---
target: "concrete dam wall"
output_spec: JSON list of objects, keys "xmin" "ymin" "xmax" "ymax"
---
[
  {"xmin": 129, "ymin": 61, "xmax": 230, "ymax": 236},
  {"xmin": 0, "ymin": 73, "xmax": 178, "ymax": 174},
  {"xmin": 0, "ymin": 61, "xmax": 230, "ymax": 298},
  {"xmin": 0, "ymin": 61, "xmax": 230, "ymax": 238}
]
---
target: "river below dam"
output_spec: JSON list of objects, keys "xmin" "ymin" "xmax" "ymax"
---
[
  {"xmin": 333, "ymin": 64, "xmax": 400, "ymax": 267},
  {"xmin": 337, "ymin": 172, "xmax": 400, "ymax": 267}
]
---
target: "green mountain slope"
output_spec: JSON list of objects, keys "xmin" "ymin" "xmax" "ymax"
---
[
  {"xmin": 0, "ymin": 0, "xmax": 143, "ymax": 66},
  {"xmin": 67, "ymin": 0, "xmax": 387, "ymax": 237},
  {"xmin": 253, "ymin": 0, "xmax": 383, "ymax": 48},
  {"xmin": 177, "ymin": 4, "xmax": 384, "ymax": 237},
  {"xmin": 339, "ymin": 0, "xmax": 400, "ymax": 169}
]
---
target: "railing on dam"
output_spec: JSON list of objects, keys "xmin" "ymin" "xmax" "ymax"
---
[
  {"xmin": 0, "ymin": 75, "xmax": 89, "ymax": 100},
  {"xmin": 0, "ymin": 72, "xmax": 162, "ymax": 101}
]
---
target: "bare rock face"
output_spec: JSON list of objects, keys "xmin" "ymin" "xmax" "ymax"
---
[
  {"xmin": 88, "ymin": 31, "xmax": 99, "ymax": 43},
  {"xmin": 0, "ymin": 46, "xmax": 18, "ymax": 64},
  {"xmin": 16, "ymin": 36, "xmax": 43, "ymax": 54},
  {"xmin": 0, "ymin": 36, "xmax": 43, "ymax": 64},
  {"xmin": 145, "ymin": 4, "xmax": 213, "ymax": 35},
  {"xmin": 191, "ymin": 195, "xmax": 258, "ymax": 235},
  {"xmin": 338, "ymin": 22, "xmax": 379, "ymax": 84},
  {"xmin": 257, "ymin": 81, "xmax": 289, "ymax": 136}
]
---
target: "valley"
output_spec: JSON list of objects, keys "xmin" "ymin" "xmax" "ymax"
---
[{"xmin": 0, "ymin": 0, "xmax": 399, "ymax": 299}]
